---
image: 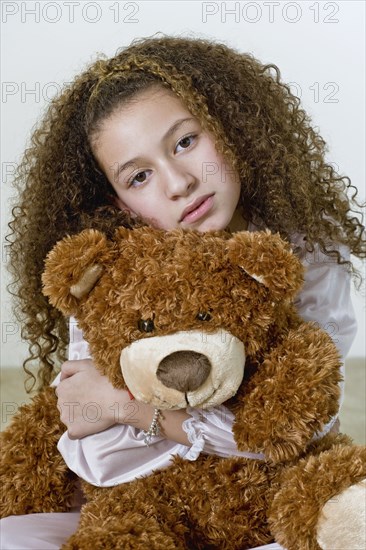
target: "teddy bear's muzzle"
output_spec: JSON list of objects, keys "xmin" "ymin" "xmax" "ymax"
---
[{"xmin": 120, "ymin": 330, "xmax": 245, "ymax": 409}]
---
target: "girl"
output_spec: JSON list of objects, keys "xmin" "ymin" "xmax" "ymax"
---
[{"xmin": 1, "ymin": 35, "xmax": 364, "ymax": 549}]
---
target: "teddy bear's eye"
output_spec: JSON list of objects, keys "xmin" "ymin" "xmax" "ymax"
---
[
  {"xmin": 138, "ymin": 319, "xmax": 155, "ymax": 333},
  {"xmin": 196, "ymin": 312, "xmax": 212, "ymax": 322}
]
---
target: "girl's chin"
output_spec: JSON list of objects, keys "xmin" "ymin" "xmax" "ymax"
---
[{"xmin": 194, "ymin": 215, "xmax": 232, "ymax": 233}]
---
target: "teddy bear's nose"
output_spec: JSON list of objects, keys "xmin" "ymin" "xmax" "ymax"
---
[{"xmin": 156, "ymin": 351, "xmax": 211, "ymax": 392}]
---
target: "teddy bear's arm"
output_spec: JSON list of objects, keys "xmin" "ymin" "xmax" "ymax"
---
[
  {"xmin": 232, "ymin": 322, "xmax": 342, "ymax": 463},
  {"xmin": 0, "ymin": 386, "xmax": 76, "ymax": 517}
]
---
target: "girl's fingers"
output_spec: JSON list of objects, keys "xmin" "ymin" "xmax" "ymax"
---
[{"xmin": 60, "ymin": 359, "xmax": 92, "ymax": 380}]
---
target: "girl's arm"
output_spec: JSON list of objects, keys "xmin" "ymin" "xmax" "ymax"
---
[
  {"xmin": 57, "ymin": 359, "xmax": 190, "ymax": 445},
  {"xmin": 57, "ymin": 358, "xmax": 261, "ymax": 458},
  {"xmin": 294, "ymin": 238, "xmax": 357, "ymax": 359},
  {"xmin": 62, "ymin": 318, "xmax": 241, "ymax": 452},
  {"xmin": 291, "ymin": 237, "xmax": 357, "ymax": 439}
]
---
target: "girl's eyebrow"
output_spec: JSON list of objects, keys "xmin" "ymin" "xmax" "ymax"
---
[
  {"xmin": 163, "ymin": 117, "xmax": 195, "ymax": 141},
  {"xmin": 114, "ymin": 117, "xmax": 195, "ymax": 179}
]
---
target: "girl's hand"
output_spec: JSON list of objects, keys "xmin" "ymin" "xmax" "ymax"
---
[
  {"xmin": 57, "ymin": 359, "xmax": 131, "ymax": 439},
  {"xmin": 57, "ymin": 359, "xmax": 191, "ymax": 446}
]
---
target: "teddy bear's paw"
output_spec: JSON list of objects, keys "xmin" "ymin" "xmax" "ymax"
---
[
  {"xmin": 316, "ymin": 478, "xmax": 366, "ymax": 550},
  {"xmin": 61, "ymin": 515, "xmax": 183, "ymax": 550}
]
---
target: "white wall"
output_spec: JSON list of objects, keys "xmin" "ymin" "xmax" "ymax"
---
[{"xmin": 1, "ymin": 0, "xmax": 365, "ymax": 367}]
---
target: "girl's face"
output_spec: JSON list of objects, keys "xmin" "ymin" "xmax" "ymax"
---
[{"xmin": 92, "ymin": 86, "xmax": 241, "ymax": 231}]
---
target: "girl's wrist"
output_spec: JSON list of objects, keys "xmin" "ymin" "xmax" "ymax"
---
[
  {"xmin": 114, "ymin": 389, "xmax": 191, "ymax": 446},
  {"xmin": 114, "ymin": 389, "xmax": 155, "ymax": 430}
]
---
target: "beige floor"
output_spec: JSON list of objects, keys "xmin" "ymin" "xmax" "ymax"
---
[{"xmin": 1, "ymin": 359, "xmax": 365, "ymax": 443}]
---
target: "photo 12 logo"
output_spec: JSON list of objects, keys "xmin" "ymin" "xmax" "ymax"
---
[
  {"xmin": 201, "ymin": 2, "xmax": 340, "ymax": 24},
  {"xmin": 1, "ymin": 1, "xmax": 140, "ymax": 24},
  {"xmin": 1, "ymin": 81, "xmax": 68, "ymax": 103},
  {"xmin": 2, "ymin": 322, "xmax": 26, "ymax": 345},
  {"xmin": 288, "ymin": 81, "xmax": 340, "ymax": 103}
]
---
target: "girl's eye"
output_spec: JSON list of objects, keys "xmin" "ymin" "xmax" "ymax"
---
[
  {"xmin": 175, "ymin": 135, "xmax": 196, "ymax": 153},
  {"xmin": 128, "ymin": 170, "xmax": 151, "ymax": 188}
]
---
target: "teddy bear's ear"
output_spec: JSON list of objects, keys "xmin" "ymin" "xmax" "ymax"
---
[
  {"xmin": 42, "ymin": 229, "xmax": 112, "ymax": 316},
  {"xmin": 226, "ymin": 230, "xmax": 304, "ymax": 299}
]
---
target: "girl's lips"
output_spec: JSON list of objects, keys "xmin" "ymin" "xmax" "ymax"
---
[{"xmin": 181, "ymin": 195, "xmax": 214, "ymax": 224}]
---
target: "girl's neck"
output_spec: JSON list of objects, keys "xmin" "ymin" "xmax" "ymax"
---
[{"xmin": 227, "ymin": 209, "xmax": 248, "ymax": 233}]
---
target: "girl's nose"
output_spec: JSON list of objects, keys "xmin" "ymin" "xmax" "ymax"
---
[{"xmin": 162, "ymin": 163, "xmax": 196, "ymax": 199}]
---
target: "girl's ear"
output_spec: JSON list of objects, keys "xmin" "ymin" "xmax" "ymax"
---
[
  {"xmin": 226, "ymin": 230, "xmax": 304, "ymax": 300},
  {"xmin": 113, "ymin": 195, "xmax": 137, "ymax": 218},
  {"xmin": 42, "ymin": 229, "xmax": 112, "ymax": 316}
]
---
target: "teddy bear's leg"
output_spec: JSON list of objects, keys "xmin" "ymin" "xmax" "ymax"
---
[
  {"xmin": 171, "ymin": 455, "xmax": 277, "ymax": 549},
  {"xmin": 268, "ymin": 434, "xmax": 366, "ymax": 550},
  {"xmin": 317, "ymin": 478, "xmax": 366, "ymax": 550},
  {"xmin": 62, "ymin": 512, "xmax": 183, "ymax": 550},
  {"xmin": 0, "ymin": 386, "xmax": 76, "ymax": 517},
  {"xmin": 61, "ymin": 454, "xmax": 286, "ymax": 550},
  {"xmin": 60, "ymin": 478, "xmax": 188, "ymax": 550},
  {"xmin": 61, "ymin": 455, "xmax": 278, "ymax": 550}
]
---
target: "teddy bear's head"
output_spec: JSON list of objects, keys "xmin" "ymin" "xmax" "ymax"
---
[{"xmin": 42, "ymin": 227, "xmax": 303, "ymax": 410}]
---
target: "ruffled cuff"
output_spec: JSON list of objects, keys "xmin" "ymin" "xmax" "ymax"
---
[
  {"xmin": 182, "ymin": 406, "xmax": 266, "ymax": 461},
  {"xmin": 181, "ymin": 409, "xmax": 206, "ymax": 461}
]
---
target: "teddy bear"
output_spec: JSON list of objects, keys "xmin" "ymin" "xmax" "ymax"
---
[{"xmin": 1, "ymin": 226, "xmax": 365, "ymax": 550}]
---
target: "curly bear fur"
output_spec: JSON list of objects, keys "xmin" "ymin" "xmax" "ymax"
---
[{"xmin": 1, "ymin": 227, "xmax": 365, "ymax": 550}]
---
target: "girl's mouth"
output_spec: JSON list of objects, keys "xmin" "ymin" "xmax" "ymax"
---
[{"xmin": 180, "ymin": 194, "xmax": 214, "ymax": 224}]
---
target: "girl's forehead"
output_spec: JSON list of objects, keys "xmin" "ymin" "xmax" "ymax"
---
[
  {"xmin": 113, "ymin": 85, "xmax": 192, "ymax": 118},
  {"xmin": 90, "ymin": 85, "xmax": 203, "ymax": 176},
  {"xmin": 96, "ymin": 87, "xmax": 199, "ymax": 142}
]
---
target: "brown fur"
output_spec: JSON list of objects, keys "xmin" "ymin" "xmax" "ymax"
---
[
  {"xmin": 0, "ymin": 387, "xmax": 76, "ymax": 516},
  {"xmin": 1, "ymin": 227, "xmax": 364, "ymax": 549}
]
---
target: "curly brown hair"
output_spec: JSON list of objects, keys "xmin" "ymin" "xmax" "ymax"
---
[{"xmin": 6, "ymin": 34, "xmax": 365, "ymax": 391}]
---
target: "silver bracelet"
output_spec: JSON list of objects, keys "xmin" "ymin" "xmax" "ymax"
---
[{"xmin": 143, "ymin": 408, "xmax": 162, "ymax": 446}]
